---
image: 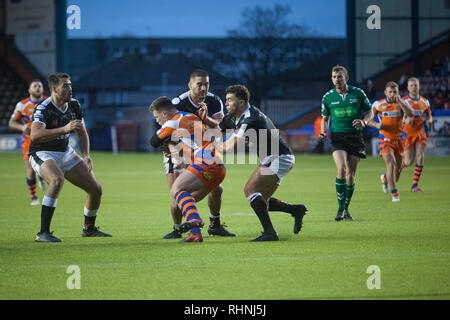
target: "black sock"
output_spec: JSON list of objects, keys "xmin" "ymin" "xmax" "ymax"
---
[
  {"xmin": 248, "ymin": 193, "xmax": 275, "ymax": 234},
  {"xmin": 268, "ymin": 198, "xmax": 293, "ymax": 213},
  {"xmin": 209, "ymin": 215, "xmax": 221, "ymax": 228},
  {"xmin": 40, "ymin": 205, "xmax": 55, "ymax": 233},
  {"xmin": 84, "ymin": 216, "xmax": 96, "ymax": 228}
]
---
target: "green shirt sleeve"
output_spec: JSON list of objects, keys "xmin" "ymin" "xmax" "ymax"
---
[
  {"xmin": 321, "ymin": 95, "xmax": 331, "ymax": 117},
  {"xmin": 358, "ymin": 89, "xmax": 371, "ymax": 112}
]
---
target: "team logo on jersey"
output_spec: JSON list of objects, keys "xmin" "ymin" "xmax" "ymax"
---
[
  {"xmin": 172, "ymin": 97, "xmax": 181, "ymax": 105},
  {"xmin": 350, "ymin": 99, "xmax": 358, "ymax": 104},
  {"xmin": 202, "ymin": 171, "xmax": 213, "ymax": 181},
  {"xmin": 381, "ymin": 105, "xmax": 387, "ymax": 110}
]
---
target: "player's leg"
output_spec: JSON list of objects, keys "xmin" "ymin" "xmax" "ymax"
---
[
  {"xmin": 332, "ymin": 150, "xmax": 348, "ymax": 220},
  {"xmin": 244, "ymin": 165, "xmax": 279, "ymax": 241},
  {"xmin": 343, "ymin": 154, "xmax": 360, "ymax": 221},
  {"xmin": 264, "ymin": 155, "xmax": 307, "ymax": 234},
  {"xmin": 411, "ymin": 142, "xmax": 426, "ymax": 191},
  {"xmin": 170, "ymin": 170, "xmax": 209, "ymax": 241},
  {"xmin": 382, "ymin": 151, "xmax": 400, "ymax": 201},
  {"xmin": 64, "ymin": 161, "xmax": 111, "ymax": 237},
  {"xmin": 30, "ymin": 157, "xmax": 65, "ymax": 242},
  {"xmin": 24, "ymin": 158, "xmax": 39, "ymax": 205},
  {"xmin": 22, "ymin": 137, "xmax": 39, "ymax": 205},
  {"xmin": 163, "ymin": 171, "xmax": 184, "ymax": 239},
  {"xmin": 403, "ymin": 146, "xmax": 415, "ymax": 168},
  {"xmin": 207, "ymin": 184, "xmax": 236, "ymax": 237}
]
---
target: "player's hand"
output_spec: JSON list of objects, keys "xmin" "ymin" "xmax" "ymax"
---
[
  {"xmin": 318, "ymin": 132, "xmax": 327, "ymax": 142},
  {"xmin": 426, "ymin": 119, "xmax": 432, "ymax": 129},
  {"xmin": 376, "ymin": 122, "xmax": 383, "ymax": 130},
  {"xmin": 352, "ymin": 119, "xmax": 366, "ymax": 129},
  {"xmin": 198, "ymin": 103, "xmax": 208, "ymax": 121},
  {"xmin": 22, "ymin": 125, "xmax": 31, "ymax": 135},
  {"xmin": 392, "ymin": 95, "xmax": 401, "ymax": 103},
  {"xmin": 64, "ymin": 120, "xmax": 83, "ymax": 133},
  {"xmin": 83, "ymin": 156, "xmax": 93, "ymax": 172},
  {"xmin": 405, "ymin": 117, "xmax": 414, "ymax": 126}
]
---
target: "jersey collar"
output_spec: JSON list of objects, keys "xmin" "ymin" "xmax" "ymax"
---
[
  {"xmin": 188, "ymin": 92, "xmax": 210, "ymax": 109},
  {"xmin": 408, "ymin": 94, "xmax": 421, "ymax": 101},
  {"xmin": 235, "ymin": 105, "xmax": 251, "ymax": 125},
  {"xmin": 50, "ymin": 98, "xmax": 69, "ymax": 113}
]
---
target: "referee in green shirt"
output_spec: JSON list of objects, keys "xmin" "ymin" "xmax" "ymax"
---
[{"xmin": 319, "ymin": 65, "xmax": 373, "ymax": 221}]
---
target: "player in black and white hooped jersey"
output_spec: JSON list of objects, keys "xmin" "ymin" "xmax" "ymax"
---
[
  {"xmin": 29, "ymin": 72, "xmax": 112, "ymax": 242},
  {"xmin": 160, "ymin": 69, "xmax": 235, "ymax": 239},
  {"xmin": 205, "ymin": 85, "xmax": 307, "ymax": 242}
]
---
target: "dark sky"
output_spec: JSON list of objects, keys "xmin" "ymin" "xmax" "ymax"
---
[{"xmin": 67, "ymin": 0, "xmax": 346, "ymax": 38}]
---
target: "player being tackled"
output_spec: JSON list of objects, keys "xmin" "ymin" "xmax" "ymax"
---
[{"xmin": 149, "ymin": 97, "xmax": 227, "ymax": 242}]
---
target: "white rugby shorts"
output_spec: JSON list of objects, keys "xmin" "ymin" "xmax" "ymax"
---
[
  {"xmin": 260, "ymin": 154, "xmax": 295, "ymax": 185},
  {"xmin": 29, "ymin": 146, "xmax": 82, "ymax": 176}
]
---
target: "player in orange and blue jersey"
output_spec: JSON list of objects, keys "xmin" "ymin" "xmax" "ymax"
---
[
  {"xmin": 369, "ymin": 81, "xmax": 413, "ymax": 202},
  {"xmin": 9, "ymin": 80, "xmax": 47, "ymax": 205},
  {"xmin": 401, "ymin": 77, "xmax": 433, "ymax": 192},
  {"xmin": 149, "ymin": 96, "xmax": 226, "ymax": 242}
]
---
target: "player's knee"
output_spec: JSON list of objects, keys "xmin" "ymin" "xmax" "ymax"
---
[
  {"xmin": 337, "ymin": 166, "xmax": 346, "ymax": 178},
  {"xmin": 403, "ymin": 157, "xmax": 413, "ymax": 167},
  {"xmin": 92, "ymin": 182, "xmax": 103, "ymax": 198},
  {"xmin": 27, "ymin": 167, "xmax": 35, "ymax": 178},
  {"xmin": 170, "ymin": 185, "xmax": 180, "ymax": 199},
  {"xmin": 211, "ymin": 185, "xmax": 223, "ymax": 198},
  {"xmin": 346, "ymin": 172, "xmax": 355, "ymax": 184},
  {"xmin": 416, "ymin": 154, "xmax": 424, "ymax": 165},
  {"xmin": 243, "ymin": 184, "xmax": 253, "ymax": 198},
  {"xmin": 50, "ymin": 174, "xmax": 65, "ymax": 190}
]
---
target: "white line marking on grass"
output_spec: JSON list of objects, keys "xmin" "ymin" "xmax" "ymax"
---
[
  {"xmin": 0, "ymin": 207, "xmax": 449, "ymax": 223},
  {"xmin": 3, "ymin": 252, "xmax": 450, "ymax": 271}
]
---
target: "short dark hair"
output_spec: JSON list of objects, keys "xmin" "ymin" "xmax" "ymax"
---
[
  {"xmin": 225, "ymin": 85, "xmax": 250, "ymax": 103},
  {"xmin": 47, "ymin": 73, "xmax": 70, "ymax": 91},
  {"xmin": 149, "ymin": 96, "xmax": 175, "ymax": 112},
  {"xmin": 385, "ymin": 81, "xmax": 399, "ymax": 89},
  {"xmin": 190, "ymin": 69, "xmax": 209, "ymax": 79},
  {"xmin": 29, "ymin": 79, "xmax": 43, "ymax": 88}
]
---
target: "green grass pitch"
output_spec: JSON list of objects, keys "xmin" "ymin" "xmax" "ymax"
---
[{"xmin": 0, "ymin": 151, "xmax": 449, "ymax": 300}]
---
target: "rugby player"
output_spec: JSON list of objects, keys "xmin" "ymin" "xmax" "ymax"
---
[
  {"xmin": 161, "ymin": 69, "xmax": 234, "ymax": 239},
  {"xmin": 401, "ymin": 77, "xmax": 432, "ymax": 192},
  {"xmin": 150, "ymin": 96, "xmax": 226, "ymax": 242},
  {"xmin": 371, "ymin": 81, "xmax": 414, "ymax": 202},
  {"xmin": 9, "ymin": 80, "xmax": 47, "ymax": 205},
  {"xmin": 208, "ymin": 85, "xmax": 307, "ymax": 242},
  {"xmin": 29, "ymin": 73, "xmax": 111, "ymax": 242}
]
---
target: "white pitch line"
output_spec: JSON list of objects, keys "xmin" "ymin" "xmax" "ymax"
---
[
  {"xmin": 0, "ymin": 166, "xmax": 449, "ymax": 179},
  {"xmin": 0, "ymin": 207, "xmax": 450, "ymax": 223},
  {"xmin": 2, "ymin": 252, "xmax": 450, "ymax": 271}
]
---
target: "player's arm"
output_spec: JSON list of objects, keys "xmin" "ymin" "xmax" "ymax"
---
[
  {"xmin": 352, "ymin": 110, "xmax": 375, "ymax": 129},
  {"xmin": 425, "ymin": 100, "xmax": 433, "ymax": 129},
  {"xmin": 319, "ymin": 116, "xmax": 330, "ymax": 142},
  {"xmin": 213, "ymin": 118, "xmax": 250, "ymax": 154},
  {"xmin": 75, "ymin": 121, "xmax": 94, "ymax": 171},
  {"xmin": 369, "ymin": 104, "xmax": 383, "ymax": 130},
  {"xmin": 198, "ymin": 102, "xmax": 221, "ymax": 128},
  {"xmin": 395, "ymin": 95, "xmax": 414, "ymax": 117},
  {"xmin": 9, "ymin": 117, "xmax": 30, "ymax": 135},
  {"xmin": 150, "ymin": 123, "xmax": 177, "ymax": 148},
  {"xmin": 9, "ymin": 104, "xmax": 30, "ymax": 134},
  {"xmin": 213, "ymin": 131, "xmax": 241, "ymax": 154},
  {"xmin": 30, "ymin": 120, "xmax": 82, "ymax": 143},
  {"xmin": 319, "ymin": 98, "xmax": 331, "ymax": 141}
]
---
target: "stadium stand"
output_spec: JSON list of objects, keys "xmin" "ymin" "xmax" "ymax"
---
[{"xmin": 0, "ymin": 60, "xmax": 28, "ymax": 131}]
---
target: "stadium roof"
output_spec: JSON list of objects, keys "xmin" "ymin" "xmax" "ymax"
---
[{"xmin": 73, "ymin": 52, "xmax": 229, "ymax": 91}]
